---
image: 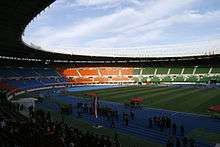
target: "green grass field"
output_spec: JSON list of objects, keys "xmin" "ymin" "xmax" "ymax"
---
[{"xmin": 69, "ymin": 85, "xmax": 220, "ymax": 115}]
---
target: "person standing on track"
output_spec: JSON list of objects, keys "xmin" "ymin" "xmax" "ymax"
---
[{"xmin": 130, "ymin": 110, "xmax": 134, "ymax": 120}]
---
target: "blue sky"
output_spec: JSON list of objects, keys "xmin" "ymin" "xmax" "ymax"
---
[{"xmin": 23, "ymin": 0, "xmax": 220, "ymax": 57}]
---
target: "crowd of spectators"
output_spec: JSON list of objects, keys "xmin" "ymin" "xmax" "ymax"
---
[
  {"xmin": 166, "ymin": 136, "xmax": 195, "ymax": 147},
  {"xmin": 148, "ymin": 115, "xmax": 195, "ymax": 147},
  {"xmin": 77, "ymin": 102, "xmax": 137, "ymax": 128},
  {"xmin": 0, "ymin": 93, "xmax": 115, "ymax": 147}
]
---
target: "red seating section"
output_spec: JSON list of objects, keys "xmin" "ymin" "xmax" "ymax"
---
[{"xmin": 0, "ymin": 83, "xmax": 18, "ymax": 93}]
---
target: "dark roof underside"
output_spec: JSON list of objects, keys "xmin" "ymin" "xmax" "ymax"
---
[{"xmin": 0, "ymin": 0, "xmax": 219, "ymax": 65}]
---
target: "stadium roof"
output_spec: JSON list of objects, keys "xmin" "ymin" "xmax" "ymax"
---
[{"xmin": 0, "ymin": 0, "xmax": 220, "ymax": 65}]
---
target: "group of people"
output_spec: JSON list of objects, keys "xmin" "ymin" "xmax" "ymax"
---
[
  {"xmin": 76, "ymin": 102, "xmax": 137, "ymax": 128},
  {"xmin": 0, "ymin": 97, "xmax": 116, "ymax": 147},
  {"xmin": 148, "ymin": 116, "xmax": 184, "ymax": 136},
  {"xmin": 147, "ymin": 115, "xmax": 196, "ymax": 147},
  {"xmin": 76, "ymin": 103, "xmax": 197, "ymax": 147},
  {"xmin": 122, "ymin": 111, "xmax": 135, "ymax": 127},
  {"xmin": 166, "ymin": 136, "xmax": 195, "ymax": 147}
]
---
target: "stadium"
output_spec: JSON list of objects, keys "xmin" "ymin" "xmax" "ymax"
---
[{"xmin": 0, "ymin": 0, "xmax": 220, "ymax": 147}]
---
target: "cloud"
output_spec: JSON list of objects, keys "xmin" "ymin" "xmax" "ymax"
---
[
  {"xmin": 33, "ymin": 0, "xmax": 196, "ymax": 44},
  {"xmin": 23, "ymin": 0, "xmax": 220, "ymax": 57},
  {"xmin": 75, "ymin": 0, "xmax": 120, "ymax": 6}
]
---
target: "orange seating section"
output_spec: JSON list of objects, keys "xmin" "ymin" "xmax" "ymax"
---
[
  {"xmin": 59, "ymin": 68, "xmax": 134, "ymax": 84},
  {"xmin": 62, "ymin": 69, "xmax": 79, "ymax": 76},
  {"xmin": 94, "ymin": 77, "xmax": 110, "ymax": 83},
  {"xmin": 69, "ymin": 77, "xmax": 130, "ymax": 84},
  {"xmin": 120, "ymin": 69, "xmax": 133, "ymax": 75},
  {"xmin": 99, "ymin": 69, "xmax": 119, "ymax": 76},
  {"xmin": 112, "ymin": 77, "xmax": 129, "ymax": 81},
  {"xmin": 78, "ymin": 69, "xmax": 99, "ymax": 76},
  {"xmin": 70, "ymin": 78, "xmax": 94, "ymax": 84}
]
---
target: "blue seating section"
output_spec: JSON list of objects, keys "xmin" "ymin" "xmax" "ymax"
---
[
  {"xmin": 0, "ymin": 68, "xmax": 19, "ymax": 77},
  {"xmin": 0, "ymin": 67, "xmax": 60, "ymax": 78},
  {"xmin": 4, "ymin": 79, "xmax": 42, "ymax": 90},
  {"xmin": 0, "ymin": 67, "xmax": 67, "ymax": 90},
  {"xmin": 33, "ymin": 68, "xmax": 59, "ymax": 77}
]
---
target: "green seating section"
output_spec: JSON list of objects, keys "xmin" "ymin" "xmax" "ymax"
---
[
  {"xmin": 150, "ymin": 77, "xmax": 161, "ymax": 83},
  {"xmin": 156, "ymin": 68, "xmax": 169, "ymax": 74},
  {"xmin": 161, "ymin": 76, "xmax": 172, "ymax": 82},
  {"xmin": 211, "ymin": 68, "xmax": 220, "ymax": 74},
  {"xmin": 169, "ymin": 68, "xmax": 182, "ymax": 74},
  {"xmin": 183, "ymin": 68, "xmax": 194, "ymax": 74},
  {"xmin": 142, "ymin": 77, "xmax": 149, "ymax": 82},
  {"xmin": 211, "ymin": 76, "xmax": 220, "ymax": 82},
  {"xmin": 142, "ymin": 68, "xmax": 155, "ymax": 75},
  {"xmin": 185, "ymin": 76, "xmax": 198, "ymax": 82},
  {"xmin": 133, "ymin": 66, "xmax": 220, "ymax": 83},
  {"xmin": 133, "ymin": 69, "xmax": 141, "ymax": 75},
  {"xmin": 139, "ymin": 75, "xmax": 220, "ymax": 83},
  {"xmin": 173, "ymin": 76, "xmax": 185, "ymax": 82},
  {"xmin": 199, "ymin": 76, "xmax": 211, "ymax": 83},
  {"xmin": 195, "ymin": 67, "xmax": 210, "ymax": 74},
  {"xmin": 133, "ymin": 67, "xmax": 219, "ymax": 75}
]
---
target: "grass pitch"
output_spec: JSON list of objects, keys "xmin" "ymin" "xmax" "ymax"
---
[{"xmin": 69, "ymin": 85, "xmax": 220, "ymax": 115}]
